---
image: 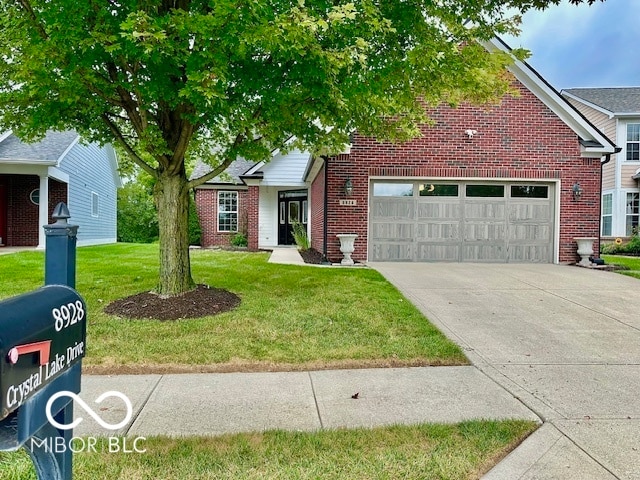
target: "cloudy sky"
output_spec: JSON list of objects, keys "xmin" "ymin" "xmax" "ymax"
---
[{"xmin": 502, "ymin": 0, "xmax": 639, "ymax": 90}]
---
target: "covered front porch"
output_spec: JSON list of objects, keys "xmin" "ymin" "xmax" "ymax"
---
[{"xmin": 0, "ymin": 171, "xmax": 68, "ymax": 248}]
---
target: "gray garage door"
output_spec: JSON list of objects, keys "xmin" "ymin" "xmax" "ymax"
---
[{"xmin": 369, "ymin": 181, "xmax": 555, "ymax": 262}]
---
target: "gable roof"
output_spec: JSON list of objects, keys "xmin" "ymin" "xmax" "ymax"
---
[
  {"xmin": 0, "ymin": 130, "xmax": 80, "ymax": 165},
  {"xmin": 483, "ymin": 38, "xmax": 617, "ymax": 157},
  {"xmin": 191, "ymin": 158, "xmax": 257, "ymax": 185},
  {"xmin": 562, "ymin": 87, "xmax": 640, "ymax": 117}
]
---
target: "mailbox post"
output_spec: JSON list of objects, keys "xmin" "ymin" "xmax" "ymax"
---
[{"xmin": 0, "ymin": 203, "xmax": 85, "ymax": 480}]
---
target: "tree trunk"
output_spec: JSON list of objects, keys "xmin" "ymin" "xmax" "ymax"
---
[{"xmin": 154, "ymin": 171, "xmax": 195, "ymax": 296}]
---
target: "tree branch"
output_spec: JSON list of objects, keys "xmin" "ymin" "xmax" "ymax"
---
[
  {"xmin": 100, "ymin": 113, "xmax": 158, "ymax": 178},
  {"xmin": 16, "ymin": 0, "xmax": 48, "ymax": 40}
]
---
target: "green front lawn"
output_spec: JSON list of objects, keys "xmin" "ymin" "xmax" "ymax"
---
[
  {"xmin": 0, "ymin": 244, "xmax": 466, "ymax": 371},
  {"xmin": 0, "ymin": 420, "xmax": 536, "ymax": 480},
  {"xmin": 602, "ymin": 254, "xmax": 640, "ymax": 279}
]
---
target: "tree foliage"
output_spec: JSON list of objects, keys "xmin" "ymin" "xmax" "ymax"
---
[{"xmin": 0, "ymin": 0, "xmax": 604, "ymax": 294}]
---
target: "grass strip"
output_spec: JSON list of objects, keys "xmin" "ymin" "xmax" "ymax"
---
[{"xmin": 0, "ymin": 420, "xmax": 537, "ymax": 480}]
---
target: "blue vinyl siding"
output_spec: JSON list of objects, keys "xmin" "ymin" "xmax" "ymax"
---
[{"xmin": 60, "ymin": 141, "xmax": 119, "ymax": 245}]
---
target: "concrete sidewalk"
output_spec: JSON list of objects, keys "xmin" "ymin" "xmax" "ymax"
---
[{"xmin": 76, "ymin": 367, "xmax": 539, "ymax": 437}]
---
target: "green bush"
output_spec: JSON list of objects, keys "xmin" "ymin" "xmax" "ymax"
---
[
  {"xmin": 118, "ymin": 180, "xmax": 201, "ymax": 245},
  {"xmin": 601, "ymin": 235, "xmax": 640, "ymax": 255},
  {"xmin": 188, "ymin": 196, "xmax": 202, "ymax": 246},
  {"xmin": 117, "ymin": 181, "xmax": 159, "ymax": 243},
  {"xmin": 230, "ymin": 233, "xmax": 248, "ymax": 247},
  {"xmin": 291, "ymin": 221, "xmax": 310, "ymax": 251}
]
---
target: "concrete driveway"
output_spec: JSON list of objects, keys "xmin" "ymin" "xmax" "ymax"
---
[{"xmin": 371, "ymin": 262, "xmax": 640, "ymax": 480}]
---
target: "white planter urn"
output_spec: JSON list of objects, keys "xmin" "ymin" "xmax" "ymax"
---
[
  {"xmin": 575, "ymin": 237, "xmax": 596, "ymax": 267},
  {"xmin": 337, "ymin": 234, "xmax": 358, "ymax": 266}
]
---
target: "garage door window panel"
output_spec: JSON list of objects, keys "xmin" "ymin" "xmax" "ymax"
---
[
  {"xmin": 373, "ymin": 183, "xmax": 414, "ymax": 197},
  {"xmin": 511, "ymin": 185, "xmax": 549, "ymax": 198},
  {"xmin": 419, "ymin": 184, "xmax": 459, "ymax": 196},
  {"xmin": 466, "ymin": 185, "xmax": 504, "ymax": 197}
]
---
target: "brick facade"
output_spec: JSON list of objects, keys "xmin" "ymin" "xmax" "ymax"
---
[
  {"xmin": 0, "ymin": 175, "xmax": 68, "ymax": 246},
  {"xmin": 315, "ymin": 85, "xmax": 602, "ymax": 264},
  {"xmin": 310, "ymin": 163, "xmax": 326, "ymax": 256},
  {"xmin": 195, "ymin": 188, "xmax": 251, "ymax": 248}
]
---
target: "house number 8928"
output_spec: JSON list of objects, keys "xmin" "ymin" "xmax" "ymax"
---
[{"xmin": 52, "ymin": 301, "xmax": 85, "ymax": 332}]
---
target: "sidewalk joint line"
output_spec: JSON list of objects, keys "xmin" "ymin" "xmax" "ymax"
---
[
  {"xmin": 123, "ymin": 374, "xmax": 163, "ymax": 436},
  {"xmin": 307, "ymin": 372, "xmax": 324, "ymax": 430}
]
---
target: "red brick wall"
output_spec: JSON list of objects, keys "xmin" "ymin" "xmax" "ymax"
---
[
  {"xmin": 324, "ymin": 85, "xmax": 601, "ymax": 264},
  {"xmin": 48, "ymin": 180, "xmax": 68, "ymax": 223},
  {"xmin": 5, "ymin": 175, "xmax": 39, "ymax": 246},
  {"xmin": 246, "ymin": 186, "xmax": 259, "ymax": 251},
  {"xmin": 2, "ymin": 176, "xmax": 70, "ymax": 246},
  {"xmin": 310, "ymin": 162, "xmax": 326, "ymax": 256},
  {"xmin": 195, "ymin": 188, "xmax": 250, "ymax": 247}
]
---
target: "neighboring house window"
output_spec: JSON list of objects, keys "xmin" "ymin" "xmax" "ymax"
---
[
  {"xmin": 626, "ymin": 192, "xmax": 639, "ymax": 236},
  {"xmin": 91, "ymin": 192, "xmax": 99, "ymax": 217},
  {"xmin": 601, "ymin": 193, "xmax": 612, "ymax": 236},
  {"xmin": 218, "ymin": 191, "xmax": 238, "ymax": 232},
  {"xmin": 627, "ymin": 124, "xmax": 640, "ymax": 161},
  {"xmin": 30, "ymin": 189, "xmax": 40, "ymax": 205}
]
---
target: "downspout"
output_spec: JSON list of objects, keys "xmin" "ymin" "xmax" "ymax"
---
[
  {"xmin": 321, "ymin": 155, "xmax": 330, "ymax": 264},
  {"xmin": 598, "ymin": 148, "xmax": 621, "ymax": 257}
]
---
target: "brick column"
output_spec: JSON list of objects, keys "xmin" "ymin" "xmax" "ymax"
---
[{"xmin": 247, "ymin": 185, "xmax": 260, "ymax": 250}]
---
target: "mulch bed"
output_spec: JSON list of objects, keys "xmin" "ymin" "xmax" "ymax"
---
[
  {"xmin": 104, "ymin": 284, "xmax": 240, "ymax": 320},
  {"xmin": 299, "ymin": 248, "xmax": 324, "ymax": 264}
]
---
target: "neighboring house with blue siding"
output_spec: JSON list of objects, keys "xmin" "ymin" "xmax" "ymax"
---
[{"xmin": 0, "ymin": 130, "xmax": 121, "ymax": 248}]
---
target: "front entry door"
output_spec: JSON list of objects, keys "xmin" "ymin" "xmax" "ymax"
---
[{"xmin": 278, "ymin": 190, "xmax": 308, "ymax": 245}]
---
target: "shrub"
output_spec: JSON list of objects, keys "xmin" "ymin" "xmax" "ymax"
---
[
  {"xmin": 188, "ymin": 196, "xmax": 202, "ymax": 246},
  {"xmin": 291, "ymin": 221, "xmax": 310, "ymax": 251},
  {"xmin": 601, "ymin": 234, "xmax": 640, "ymax": 255},
  {"xmin": 230, "ymin": 233, "xmax": 248, "ymax": 247},
  {"xmin": 117, "ymin": 181, "xmax": 159, "ymax": 243}
]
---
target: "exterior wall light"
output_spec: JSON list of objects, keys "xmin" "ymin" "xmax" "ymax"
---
[
  {"xmin": 344, "ymin": 177, "xmax": 354, "ymax": 196},
  {"xmin": 572, "ymin": 182, "xmax": 583, "ymax": 200}
]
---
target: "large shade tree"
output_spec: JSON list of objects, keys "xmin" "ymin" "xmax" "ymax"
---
[{"xmin": 0, "ymin": 0, "xmax": 600, "ymax": 295}]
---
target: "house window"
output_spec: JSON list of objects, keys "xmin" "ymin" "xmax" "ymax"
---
[
  {"xmin": 602, "ymin": 193, "xmax": 612, "ymax": 236},
  {"xmin": 302, "ymin": 200, "xmax": 308, "ymax": 223},
  {"xmin": 627, "ymin": 124, "xmax": 640, "ymax": 161},
  {"xmin": 218, "ymin": 191, "xmax": 238, "ymax": 232},
  {"xmin": 91, "ymin": 192, "xmax": 99, "ymax": 217},
  {"xmin": 30, "ymin": 189, "xmax": 40, "ymax": 205},
  {"xmin": 626, "ymin": 192, "xmax": 639, "ymax": 236}
]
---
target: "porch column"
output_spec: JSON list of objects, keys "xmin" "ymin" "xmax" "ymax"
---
[
  {"xmin": 247, "ymin": 185, "xmax": 259, "ymax": 251},
  {"xmin": 37, "ymin": 175, "xmax": 49, "ymax": 249}
]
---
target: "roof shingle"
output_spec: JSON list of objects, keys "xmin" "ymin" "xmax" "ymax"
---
[{"xmin": 563, "ymin": 87, "xmax": 640, "ymax": 114}]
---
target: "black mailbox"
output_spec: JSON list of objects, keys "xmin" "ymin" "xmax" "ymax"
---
[{"xmin": 0, "ymin": 285, "xmax": 86, "ymax": 421}]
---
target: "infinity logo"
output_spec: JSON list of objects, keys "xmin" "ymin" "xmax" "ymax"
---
[{"xmin": 46, "ymin": 391, "xmax": 133, "ymax": 431}]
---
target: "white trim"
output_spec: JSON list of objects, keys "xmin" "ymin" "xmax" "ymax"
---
[
  {"xmin": 47, "ymin": 166, "xmax": 69, "ymax": 183},
  {"xmin": 55, "ymin": 134, "xmax": 80, "ymax": 166},
  {"xmin": 91, "ymin": 191, "xmax": 99, "ymax": 217},
  {"xmin": 37, "ymin": 175, "xmax": 49, "ymax": 249},
  {"xmin": 0, "ymin": 131, "xmax": 13, "ymax": 143},
  {"xmin": 217, "ymin": 190, "xmax": 239, "ymax": 233},
  {"xmin": 561, "ymin": 91, "xmax": 615, "ymax": 119}
]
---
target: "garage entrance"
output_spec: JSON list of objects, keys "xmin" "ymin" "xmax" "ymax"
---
[{"xmin": 369, "ymin": 181, "xmax": 555, "ymax": 262}]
